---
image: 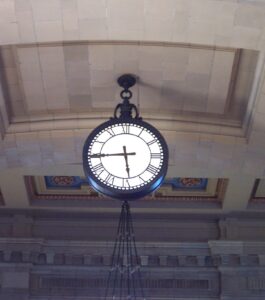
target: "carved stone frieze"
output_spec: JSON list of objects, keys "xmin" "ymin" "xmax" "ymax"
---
[
  {"xmin": 29, "ymin": 269, "xmax": 219, "ymax": 299},
  {"xmin": 1, "ymin": 211, "xmax": 265, "ymax": 298}
]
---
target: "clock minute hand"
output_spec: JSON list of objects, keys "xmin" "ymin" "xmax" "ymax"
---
[
  {"xmin": 90, "ymin": 152, "xmax": 136, "ymax": 158},
  {"xmin": 123, "ymin": 146, "xmax": 130, "ymax": 178}
]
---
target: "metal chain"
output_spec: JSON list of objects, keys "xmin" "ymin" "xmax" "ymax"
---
[{"xmin": 104, "ymin": 201, "xmax": 146, "ymax": 299}]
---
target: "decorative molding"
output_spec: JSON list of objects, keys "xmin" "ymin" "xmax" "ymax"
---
[
  {"xmin": 155, "ymin": 178, "xmax": 227, "ymax": 204},
  {"xmin": 24, "ymin": 176, "xmax": 227, "ymax": 208},
  {"xmin": 2, "ymin": 238, "xmax": 265, "ymax": 299},
  {"xmin": 163, "ymin": 178, "xmax": 209, "ymax": 191},
  {"xmin": 0, "ymin": 239, "xmax": 262, "ymax": 268},
  {"xmin": 15, "ymin": 40, "xmax": 238, "ymax": 52},
  {"xmin": 8, "ymin": 112, "xmax": 245, "ymax": 137},
  {"xmin": 4, "ymin": 209, "xmax": 265, "ymax": 243},
  {"xmin": 28, "ymin": 270, "xmax": 219, "ymax": 299},
  {"xmin": 32, "ymin": 275, "xmax": 210, "ymax": 290},
  {"xmin": 6, "ymin": 111, "xmax": 245, "ymax": 139},
  {"xmin": 248, "ymin": 277, "xmax": 265, "ymax": 290},
  {"xmin": 24, "ymin": 175, "xmax": 101, "ymax": 203}
]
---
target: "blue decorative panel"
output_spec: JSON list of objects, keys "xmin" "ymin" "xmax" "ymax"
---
[
  {"xmin": 44, "ymin": 176, "xmax": 86, "ymax": 189},
  {"xmin": 164, "ymin": 178, "xmax": 208, "ymax": 191},
  {"xmin": 44, "ymin": 176, "xmax": 208, "ymax": 191},
  {"xmin": 26, "ymin": 176, "xmax": 226, "ymax": 205}
]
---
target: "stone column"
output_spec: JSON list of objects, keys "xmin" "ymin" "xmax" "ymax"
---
[
  {"xmin": 12, "ymin": 215, "xmax": 32, "ymax": 238},
  {"xmin": 0, "ymin": 265, "xmax": 30, "ymax": 300}
]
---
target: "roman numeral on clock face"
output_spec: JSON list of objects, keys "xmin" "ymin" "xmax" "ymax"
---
[
  {"xmin": 137, "ymin": 128, "xmax": 144, "ymax": 136},
  {"xmin": 138, "ymin": 176, "xmax": 145, "ymax": 184},
  {"xmin": 151, "ymin": 153, "xmax": 160, "ymax": 159},
  {"xmin": 122, "ymin": 179, "xmax": 130, "ymax": 187},
  {"xmin": 147, "ymin": 139, "xmax": 157, "ymax": 146},
  {"xmin": 104, "ymin": 173, "xmax": 115, "ymax": 184},
  {"xmin": 122, "ymin": 124, "xmax": 130, "ymax": 134},
  {"xmin": 107, "ymin": 128, "xmax": 115, "ymax": 136},
  {"xmin": 146, "ymin": 164, "xmax": 159, "ymax": 175},
  {"xmin": 93, "ymin": 163, "xmax": 104, "ymax": 174}
]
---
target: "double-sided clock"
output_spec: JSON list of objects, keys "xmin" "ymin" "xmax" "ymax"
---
[{"xmin": 83, "ymin": 74, "xmax": 168, "ymax": 200}]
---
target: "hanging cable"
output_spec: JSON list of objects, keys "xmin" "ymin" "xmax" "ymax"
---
[{"xmin": 104, "ymin": 201, "xmax": 146, "ymax": 299}]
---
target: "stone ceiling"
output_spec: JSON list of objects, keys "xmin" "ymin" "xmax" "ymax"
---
[
  {"xmin": 0, "ymin": 43, "xmax": 240, "ymax": 117},
  {"xmin": 0, "ymin": 42, "xmax": 258, "ymax": 135},
  {"xmin": 0, "ymin": 0, "xmax": 265, "ymax": 215}
]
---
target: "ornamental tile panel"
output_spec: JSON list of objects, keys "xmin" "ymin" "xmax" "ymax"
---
[{"xmin": 24, "ymin": 176, "xmax": 227, "ymax": 208}]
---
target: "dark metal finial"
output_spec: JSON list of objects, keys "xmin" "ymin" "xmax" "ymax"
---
[
  {"xmin": 114, "ymin": 74, "xmax": 140, "ymax": 120},
  {"xmin": 117, "ymin": 74, "xmax": 136, "ymax": 90}
]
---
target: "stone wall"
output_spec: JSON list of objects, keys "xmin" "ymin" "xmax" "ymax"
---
[{"xmin": 0, "ymin": 210, "xmax": 265, "ymax": 299}]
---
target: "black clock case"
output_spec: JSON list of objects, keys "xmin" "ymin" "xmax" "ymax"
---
[{"xmin": 83, "ymin": 117, "xmax": 169, "ymax": 201}]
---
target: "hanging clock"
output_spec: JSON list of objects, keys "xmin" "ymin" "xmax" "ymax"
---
[{"xmin": 83, "ymin": 74, "xmax": 168, "ymax": 200}]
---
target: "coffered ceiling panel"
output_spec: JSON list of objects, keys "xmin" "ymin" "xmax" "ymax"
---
[
  {"xmin": 0, "ymin": 43, "xmax": 250, "ymax": 118},
  {"xmin": 0, "ymin": 41, "xmax": 258, "ymax": 140}
]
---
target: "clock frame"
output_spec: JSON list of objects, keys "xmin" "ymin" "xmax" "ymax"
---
[
  {"xmin": 83, "ymin": 117, "xmax": 168, "ymax": 200},
  {"xmin": 82, "ymin": 74, "xmax": 168, "ymax": 200}
]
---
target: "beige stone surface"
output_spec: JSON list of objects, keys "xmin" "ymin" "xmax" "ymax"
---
[
  {"xmin": 2, "ymin": 42, "xmax": 241, "ymax": 120},
  {"xmin": 0, "ymin": 0, "xmax": 263, "ymax": 50},
  {"xmin": 0, "ymin": 0, "xmax": 264, "ymax": 215}
]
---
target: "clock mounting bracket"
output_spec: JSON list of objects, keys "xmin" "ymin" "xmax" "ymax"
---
[
  {"xmin": 117, "ymin": 74, "xmax": 136, "ymax": 90},
  {"xmin": 114, "ymin": 74, "xmax": 140, "ymax": 120}
]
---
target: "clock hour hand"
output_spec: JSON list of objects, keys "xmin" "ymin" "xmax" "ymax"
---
[
  {"xmin": 90, "ymin": 152, "xmax": 136, "ymax": 158},
  {"xmin": 123, "ymin": 145, "xmax": 130, "ymax": 178}
]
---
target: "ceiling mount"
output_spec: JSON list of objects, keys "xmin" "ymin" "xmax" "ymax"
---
[
  {"xmin": 117, "ymin": 74, "xmax": 136, "ymax": 89},
  {"xmin": 115, "ymin": 74, "xmax": 139, "ymax": 119}
]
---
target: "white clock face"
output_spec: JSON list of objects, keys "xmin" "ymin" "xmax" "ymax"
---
[{"xmin": 86, "ymin": 123, "xmax": 164, "ymax": 191}]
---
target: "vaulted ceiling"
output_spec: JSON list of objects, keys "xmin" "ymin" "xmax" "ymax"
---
[{"xmin": 0, "ymin": 0, "xmax": 265, "ymax": 215}]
